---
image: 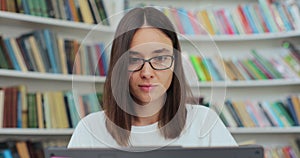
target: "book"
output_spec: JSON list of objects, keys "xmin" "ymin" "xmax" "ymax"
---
[
  {"xmin": 36, "ymin": 92, "xmax": 44, "ymax": 128},
  {"xmin": 9, "ymin": 38, "xmax": 28, "ymax": 72},
  {"xmin": 189, "ymin": 55, "xmax": 207, "ymax": 81},
  {"xmin": 225, "ymin": 100, "xmax": 243, "ymax": 127},
  {"xmin": 0, "ymin": 90, "xmax": 4, "ymax": 128},
  {"xmin": 198, "ymin": 9, "xmax": 215, "ymax": 35},
  {"xmin": 28, "ymin": 36, "xmax": 46, "ymax": 73},
  {"xmin": 4, "ymin": 39, "xmax": 21, "ymax": 71},
  {"xmin": 27, "ymin": 93, "xmax": 37, "ymax": 128},
  {"xmin": 78, "ymin": 0, "xmax": 94, "ymax": 24},
  {"xmin": 15, "ymin": 141, "xmax": 30, "ymax": 158},
  {"xmin": 43, "ymin": 29, "xmax": 59, "ymax": 73}
]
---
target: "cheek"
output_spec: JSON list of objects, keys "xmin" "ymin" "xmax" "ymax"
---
[
  {"xmin": 129, "ymin": 73, "xmax": 137, "ymax": 91},
  {"xmin": 161, "ymin": 71, "xmax": 173, "ymax": 88}
]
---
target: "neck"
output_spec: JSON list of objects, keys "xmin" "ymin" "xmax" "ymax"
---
[{"xmin": 132, "ymin": 95, "xmax": 166, "ymax": 126}]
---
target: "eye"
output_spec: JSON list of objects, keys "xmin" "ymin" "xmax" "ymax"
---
[
  {"xmin": 153, "ymin": 56, "xmax": 169, "ymax": 62},
  {"xmin": 129, "ymin": 57, "xmax": 142, "ymax": 64}
]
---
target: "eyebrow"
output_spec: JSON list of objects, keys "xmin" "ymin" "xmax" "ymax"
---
[{"xmin": 129, "ymin": 48, "xmax": 171, "ymax": 55}]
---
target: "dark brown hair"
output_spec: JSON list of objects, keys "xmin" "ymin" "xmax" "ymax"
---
[{"xmin": 102, "ymin": 7, "xmax": 193, "ymax": 146}]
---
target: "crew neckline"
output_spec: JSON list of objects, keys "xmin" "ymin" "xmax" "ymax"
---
[{"xmin": 131, "ymin": 122, "xmax": 158, "ymax": 133}]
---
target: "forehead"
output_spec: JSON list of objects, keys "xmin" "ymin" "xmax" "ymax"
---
[{"xmin": 130, "ymin": 28, "xmax": 173, "ymax": 54}]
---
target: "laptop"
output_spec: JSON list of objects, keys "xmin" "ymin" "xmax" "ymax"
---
[{"xmin": 45, "ymin": 145, "xmax": 264, "ymax": 158}]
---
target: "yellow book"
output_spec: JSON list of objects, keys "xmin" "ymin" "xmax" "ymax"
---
[
  {"xmin": 10, "ymin": 38, "xmax": 28, "ymax": 72},
  {"xmin": 28, "ymin": 36, "xmax": 46, "ymax": 73},
  {"xmin": 291, "ymin": 95, "xmax": 300, "ymax": 124},
  {"xmin": 54, "ymin": 91, "xmax": 69, "ymax": 128},
  {"xmin": 18, "ymin": 85, "xmax": 28, "ymax": 128},
  {"xmin": 15, "ymin": 141, "xmax": 30, "ymax": 158},
  {"xmin": 232, "ymin": 101, "xmax": 256, "ymax": 127},
  {"xmin": 199, "ymin": 10, "xmax": 215, "ymax": 35},
  {"xmin": 36, "ymin": 92, "xmax": 44, "ymax": 128},
  {"xmin": 57, "ymin": 38, "xmax": 68, "ymax": 74},
  {"xmin": 78, "ymin": 0, "xmax": 94, "ymax": 24}
]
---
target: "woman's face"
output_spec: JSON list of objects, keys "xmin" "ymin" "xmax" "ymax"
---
[{"xmin": 128, "ymin": 28, "xmax": 174, "ymax": 105}]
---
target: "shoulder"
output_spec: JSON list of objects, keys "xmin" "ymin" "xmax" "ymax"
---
[
  {"xmin": 81, "ymin": 111, "xmax": 106, "ymax": 122},
  {"xmin": 185, "ymin": 104, "xmax": 222, "ymax": 132},
  {"xmin": 76, "ymin": 111, "xmax": 106, "ymax": 130},
  {"xmin": 185, "ymin": 104, "xmax": 215, "ymax": 117}
]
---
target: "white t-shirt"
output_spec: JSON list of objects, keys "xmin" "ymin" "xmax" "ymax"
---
[{"xmin": 68, "ymin": 104, "xmax": 237, "ymax": 148}]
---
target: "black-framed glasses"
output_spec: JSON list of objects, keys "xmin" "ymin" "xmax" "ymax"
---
[{"xmin": 128, "ymin": 55, "xmax": 175, "ymax": 72}]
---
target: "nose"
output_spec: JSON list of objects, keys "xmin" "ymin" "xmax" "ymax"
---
[{"xmin": 140, "ymin": 62, "xmax": 154, "ymax": 79}]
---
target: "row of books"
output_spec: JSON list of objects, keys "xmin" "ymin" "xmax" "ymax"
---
[
  {"xmin": 156, "ymin": 0, "xmax": 300, "ymax": 35},
  {"xmin": 264, "ymin": 145, "xmax": 299, "ymax": 158},
  {"xmin": 0, "ymin": 29, "xmax": 109, "ymax": 76},
  {"xmin": 186, "ymin": 43, "xmax": 300, "ymax": 81},
  {"xmin": 213, "ymin": 95, "xmax": 300, "ymax": 128},
  {"xmin": 0, "ymin": 0, "xmax": 110, "ymax": 25},
  {"xmin": 0, "ymin": 140, "xmax": 68, "ymax": 158},
  {"xmin": 0, "ymin": 85, "xmax": 103, "ymax": 129},
  {"xmin": 261, "ymin": 137, "xmax": 300, "ymax": 158}
]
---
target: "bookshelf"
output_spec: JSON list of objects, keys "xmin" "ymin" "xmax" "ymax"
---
[{"xmin": 1, "ymin": 0, "xmax": 300, "ymax": 156}]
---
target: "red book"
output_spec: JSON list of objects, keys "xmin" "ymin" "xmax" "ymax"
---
[
  {"xmin": 216, "ymin": 9, "xmax": 234, "ymax": 35},
  {"xmin": 253, "ymin": 4, "xmax": 270, "ymax": 33},
  {"xmin": 237, "ymin": 5, "xmax": 253, "ymax": 34},
  {"xmin": 10, "ymin": 87, "xmax": 18, "ymax": 128},
  {"xmin": 1, "ymin": 0, "xmax": 7, "ymax": 11},
  {"xmin": 187, "ymin": 10, "xmax": 202, "ymax": 34},
  {"xmin": 251, "ymin": 58, "xmax": 273, "ymax": 79},
  {"xmin": 95, "ymin": 44, "xmax": 105, "ymax": 76},
  {"xmin": 170, "ymin": 8, "xmax": 185, "ymax": 34}
]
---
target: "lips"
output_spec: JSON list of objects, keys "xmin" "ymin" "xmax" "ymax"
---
[{"xmin": 138, "ymin": 84, "xmax": 157, "ymax": 92}]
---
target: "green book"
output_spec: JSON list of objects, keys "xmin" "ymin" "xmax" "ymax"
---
[
  {"xmin": 27, "ymin": 93, "xmax": 37, "ymax": 128},
  {"xmin": 189, "ymin": 55, "xmax": 207, "ymax": 81},
  {"xmin": 0, "ymin": 46, "xmax": 9, "ymax": 69},
  {"xmin": 282, "ymin": 53, "xmax": 300, "ymax": 76},
  {"xmin": 247, "ymin": 59, "xmax": 268, "ymax": 79},
  {"xmin": 39, "ymin": 0, "xmax": 48, "ymax": 17},
  {"xmin": 274, "ymin": 101, "xmax": 295, "ymax": 126},
  {"xmin": 251, "ymin": 50, "xmax": 282, "ymax": 79}
]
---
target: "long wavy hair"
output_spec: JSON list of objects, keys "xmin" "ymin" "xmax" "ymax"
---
[{"xmin": 102, "ymin": 7, "xmax": 193, "ymax": 146}]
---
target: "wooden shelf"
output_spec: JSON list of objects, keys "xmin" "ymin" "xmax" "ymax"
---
[
  {"xmin": 0, "ymin": 69, "xmax": 106, "ymax": 83},
  {"xmin": 0, "ymin": 128, "xmax": 73, "ymax": 136},
  {"xmin": 191, "ymin": 79, "xmax": 300, "ymax": 87},
  {"xmin": 0, "ymin": 11, "xmax": 114, "ymax": 33},
  {"xmin": 179, "ymin": 30, "xmax": 300, "ymax": 41},
  {"xmin": 229, "ymin": 127, "xmax": 300, "ymax": 134},
  {"xmin": 1, "ymin": 127, "xmax": 300, "ymax": 136}
]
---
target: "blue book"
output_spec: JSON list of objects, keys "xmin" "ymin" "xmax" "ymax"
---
[
  {"xmin": 177, "ymin": 8, "xmax": 195, "ymax": 35},
  {"xmin": 225, "ymin": 100, "xmax": 244, "ymax": 127},
  {"xmin": 2, "ymin": 149, "xmax": 13, "ymax": 158},
  {"xmin": 258, "ymin": 3, "xmax": 276, "ymax": 32},
  {"xmin": 99, "ymin": 43, "xmax": 108, "ymax": 75},
  {"xmin": 4, "ymin": 39, "xmax": 21, "ymax": 71},
  {"xmin": 65, "ymin": 91, "xmax": 80, "ymax": 128},
  {"xmin": 202, "ymin": 58, "xmax": 222, "ymax": 81},
  {"xmin": 243, "ymin": 5, "xmax": 259, "ymax": 34},
  {"xmin": 49, "ymin": 30, "xmax": 61, "ymax": 73},
  {"xmin": 245, "ymin": 105, "xmax": 259, "ymax": 127},
  {"xmin": 17, "ymin": 91, "xmax": 22, "ymax": 128},
  {"xmin": 286, "ymin": 97, "xmax": 299, "ymax": 125},
  {"xmin": 22, "ymin": 0, "xmax": 30, "ymax": 15},
  {"xmin": 33, "ymin": 30, "xmax": 51, "ymax": 73},
  {"xmin": 276, "ymin": 3, "xmax": 292, "ymax": 31},
  {"xmin": 43, "ymin": 29, "xmax": 58, "ymax": 73},
  {"xmin": 225, "ymin": 10, "xmax": 238, "ymax": 34},
  {"xmin": 261, "ymin": 101, "xmax": 284, "ymax": 127},
  {"xmin": 63, "ymin": 0, "xmax": 73, "ymax": 21}
]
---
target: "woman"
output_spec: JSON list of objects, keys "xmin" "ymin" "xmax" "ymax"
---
[{"xmin": 68, "ymin": 7, "xmax": 236, "ymax": 148}]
